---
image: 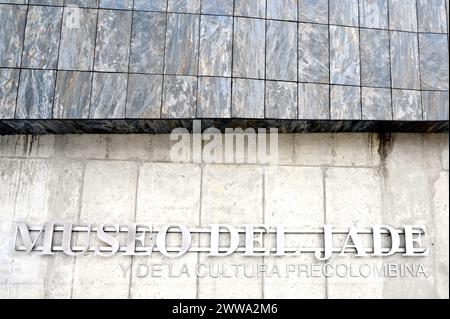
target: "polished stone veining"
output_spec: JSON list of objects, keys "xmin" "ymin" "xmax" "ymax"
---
[
  {"xmin": 267, "ymin": 0, "xmax": 297, "ymax": 20},
  {"xmin": 134, "ymin": 0, "xmax": 166, "ymax": 11},
  {"xmin": 298, "ymin": 0, "xmax": 328, "ymax": 24},
  {"xmin": 417, "ymin": 0, "xmax": 448, "ymax": 33},
  {"xmin": 234, "ymin": 0, "xmax": 266, "ymax": 18},
  {"xmin": 22, "ymin": 5, "xmax": 63, "ymax": 69},
  {"xmin": 130, "ymin": 11, "xmax": 165, "ymax": 74},
  {"xmin": 330, "ymin": 26, "xmax": 360, "ymax": 86},
  {"xmin": 0, "ymin": 4, "xmax": 27, "ymax": 67},
  {"xmin": 419, "ymin": 33, "xmax": 449, "ymax": 91},
  {"xmin": 126, "ymin": 74, "xmax": 162, "ymax": 118},
  {"xmin": 359, "ymin": 0, "xmax": 388, "ymax": 29},
  {"xmin": 199, "ymin": 15, "xmax": 232, "ymax": 77},
  {"xmin": 422, "ymin": 91, "xmax": 449, "ymax": 121},
  {"xmin": 162, "ymin": 75, "xmax": 197, "ymax": 118},
  {"xmin": 392, "ymin": 89, "xmax": 422, "ymax": 121},
  {"xmin": 362, "ymin": 87, "xmax": 392, "ymax": 120},
  {"xmin": 202, "ymin": 0, "xmax": 233, "ymax": 15},
  {"xmin": 389, "ymin": 0, "xmax": 418, "ymax": 31},
  {"xmin": 390, "ymin": 31, "xmax": 420, "ymax": 90},
  {"xmin": 164, "ymin": 13, "xmax": 199, "ymax": 76},
  {"xmin": 360, "ymin": 29, "xmax": 390, "ymax": 88},
  {"xmin": 94, "ymin": 9, "xmax": 132, "ymax": 72},
  {"xmin": 30, "ymin": 0, "xmax": 64, "ymax": 5},
  {"xmin": 298, "ymin": 83, "xmax": 330, "ymax": 119},
  {"xmin": 330, "ymin": 0, "xmax": 359, "ymax": 27},
  {"xmin": 99, "ymin": 0, "xmax": 133, "ymax": 10},
  {"xmin": 265, "ymin": 81, "xmax": 297, "ymax": 119},
  {"xmin": 90, "ymin": 72, "xmax": 127, "ymax": 118},
  {"xmin": 232, "ymin": 79, "xmax": 264, "ymax": 118},
  {"xmin": 54, "ymin": 71, "xmax": 92, "ymax": 119},
  {"xmin": 197, "ymin": 77, "xmax": 231, "ymax": 118},
  {"xmin": 266, "ymin": 20, "xmax": 297, "ymax": 81},
  {"xmin": 58, "ymin": 7, "xmax": 97, "ymax": 71},
  {"xmin": 0, "ymin": 0, "xmax": 447, "ymax": 133},
  {"xmin": 0, "ymin": 0, "xmax": 28, "ymax": 4},
  {"xmin": 66, "ymin": 0, "xmax": 99, "ymax": 8},
  {"xmin": 168, "ymin": 0, "xmax": 201, "ymax": 13},
  {"xmin": 298, "ymin": 23, "xmax": 329, "ymax": 83},
  {"xmin": 16, "ymin": 69, "xmax": 56, "ymax": 119},
  {"xmin": 233, "ymin": 17, "xmax": 265, "ymax": 79},
  {"xmin": 330, "ymin": 85, "xmax": 361, "ymax": 120},
  {"xmin": 0, "ymin": 69, "xmax": 19, "ymax": 119}
]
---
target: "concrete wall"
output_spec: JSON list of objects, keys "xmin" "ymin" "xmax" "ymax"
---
[{"xmin": 0, "ymin": 132, "xmax": 448, "ymax": 299}]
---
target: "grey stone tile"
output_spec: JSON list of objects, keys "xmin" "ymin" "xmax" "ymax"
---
[
  {"xmin": 298, "ymin": 0, "xmax": 328, "ymax": 24},
  {"xmin": 130, "ymin": 11, "xmax": 166, "ymax": 74},
  {"xmin": 126, "ymin": 74, "xmax": 162, "ymax": 118},
  {"xmin": 199, "ymin": 15, "xmax": 232, "ymax": 77},
  {"xmin": 29, "ymin": 0, "xmax": 63, "ymax": 4},
  {"xmin": 298, "ymin": 23, "xmax": 329, "ymax": 83},
  {"xmin": 22, "ymin": 6, "xmax": 63, "ymax": 69},
  {"xmin": 232, "ymin": 78, "xmax": 264, "ymax": 118},
  {"xmin": 329, "ymin": 0, "xmax": 359, "ymax": 26},
  {"xmin": 168, "ymin": 0, "xmax": 200, "ymax": 13},
  {"xmin": 0, "ymin": 1, "xmax": 27, "ymax": 4},
  {"xmin": 392, "ymin": 89, "xmax": 422, "ymax": 120},
  {"xmin": 233, "ymin": 17, "xmax": 265, "ymax": 79},
  {"xmin": 417, "ymin": 0, "xmax": 447, "ymax": 33},
  {"xmin": 54, "ymin": 71, "xmax": 92, "ymax": 119},
  {"xmin": 419, "ymin": 33, "xmax": 449, "ymax": 90},
  {"xmin": 90, "ymin": 72, "xmax": 127, "ymax": 118},
  {"xmin": 390, "ymin": 31, "xmax": 420, "ymax": 90},
  {"xmin": 330, "ymin": 85, "xmax": 361, "ymax": 120},
  {"xmin": 360, "ymin": 29, "xmax": 390, "ymax": 88},
  {"xmin": 164, "ymin": 13, "xmax": 199, "ymax": 76},
  {"xmin": 234, "ymin": 0, "xmax": 266, "ymax": 18},
  {"xmin": 197, "ymin": 77, "xmax": 231, "ymax": 118},
  {"xmin": 267, "ymin": 0, "xmax": 297, "ymax": 20},
  {"xmin": 298, "ymin": 83, "xmax": 330, "ymax": 119},
  {"xmin": 0, "ymin": 69, "xmax": 19, "ymax": 119},
  {"xmin": 0, "ymin": 4, "xmax": 27, "ymax": 67},
  {"xmin": 58, "ymin": 7, "xmax": 97, "ymax": 71},
  {"xmin": 330, "ymin": 26, "xmax": 360, "ymax": 86},
  {"xmin": 202, "ymin": 0, "xmax": 233, "ymax": 15},
  {"xmin": 447, "ymin": 0, "xmax": 449, "ymax": 32},
  {"xmin": 422, "ymin": 91, "xmax": 449, "ymax": 120},
  {"xmin": 134, "ymin": 0, "xmax": 166, "ymax": 11},
  {"xmin": 361, "ymin": 87, "xmax": 392, "ymax": 120},
  {"xmin": 94, "ymin": 9, "xmax": 132, "ymax": 72},
  {"xmin": 389, "ymin": 0, "xmax": 417, "ymax": 32},
  {"xmin": 99, "ymin": 0, "xmax": 133, "ymax": 9},
  {"xmin": 359, "ymin": 0, "xmax": 388, "ymax": 29},
  {"xmin": 266, "ymin": 20, "xmax": 297, "ymax": 81},
  {"xmin": 66, "ymin": 0, "xmax": 99, "ymax": 8},
  {"xmin": 16, "ymin": 69, "xmax": 55, "ymax": 119},
  {"xmin": 162, "ymin": 75, "xmax": 197, "ymax": 118},
  {"xmin": 265, "ymin": 81, "xmax": 297, "ymax": 119}
]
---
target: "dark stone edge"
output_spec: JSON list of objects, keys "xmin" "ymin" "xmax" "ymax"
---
[{"xmin": 0, "ymin": 119, "xmax": 448, "ymax": 135}]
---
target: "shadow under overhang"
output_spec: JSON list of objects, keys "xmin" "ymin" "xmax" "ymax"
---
[{"xmin": 0, "ymin": 119, "xmax": 448, "ymax": 135}]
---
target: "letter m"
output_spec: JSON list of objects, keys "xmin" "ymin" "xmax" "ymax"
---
[{"xmin": 14, "ymin": 222, "xmax": 55, "ymax": 255}]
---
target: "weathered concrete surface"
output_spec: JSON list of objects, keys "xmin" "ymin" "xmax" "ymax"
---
[{"xmin": 0, "ymin": 133, "xmax": 448, "ymax": 299}]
